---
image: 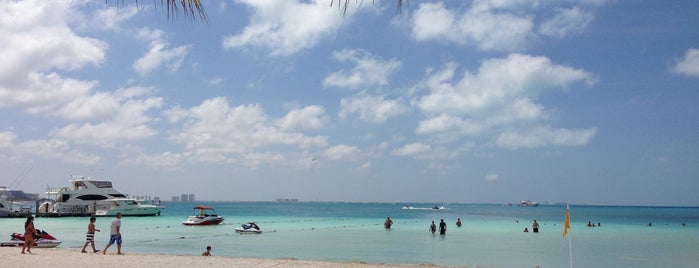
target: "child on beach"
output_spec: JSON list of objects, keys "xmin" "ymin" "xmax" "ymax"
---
[
  {"xmin": 81, "ymin": 217, "xmax": 101, "ymax": 253},
  {"xmin": 202, "ymin": 246, "xmax": 212, "ymax": 256}
]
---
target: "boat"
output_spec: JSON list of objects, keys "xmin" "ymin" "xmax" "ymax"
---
[
  {"xmin": 39, "ymin": 176, "xmax": 162, "ymax": 217},
  {"xmin": 235, "ymin": 222, "xmax": 262, "ymax": 234},
  {"xmin": 182, "ymin": 206, "xmax": 224, "ymax": 226},
  {"xmin": 94, "ymin": 198, "xmax": 162, "ymax": 216},
  {"xmin": 0, "ymin": 196, "xmax": 11, "ymax": 218},
  {"xmin": 518, "ymin": 200, "xmax": 539, "ymax": 207},
  {"xmin": 432, "ymin": 202, "xmax": 446, "ymax": 210},
  {"xmin": 1, "ymin": 230, "xmax": 62, "ymax": 248},
  {"xmin": 401, "ymin": 205, "xmax": 414, "ymax": 209}
]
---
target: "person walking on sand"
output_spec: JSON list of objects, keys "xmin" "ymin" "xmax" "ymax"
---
[
  {"xmin": 439, "ymin": 219, "xmax": 447, "ymax": 235},
  {"xmin": 202, "ymin": 246, "xmax": 212, "ymax": 256},
  {"xmin": 429, "ymin": 221, "xmax": 437, "ymax": 234},
  {"xmin": 103, "ymin": 213, "xmax": 123, "ymax": 255},
  {"xmin": 21, "ymin": 216, "xmax": 38, "ymax": 254},
  {"xmin": 81, "ymin": 217, "xmax": 101, "ymax": 253},
  {"xmin": 532, "ymin": 220, "xmax": 539, "ymax": 233}
]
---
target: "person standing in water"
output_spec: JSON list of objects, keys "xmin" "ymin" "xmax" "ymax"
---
[
  {"xmin": 429, "ymin": 221, "xmax": 437, "ymax": 234},
  {"xmin": 532, "ymin": 220, "xmax": 539, "ymax": 233},
  {"xmin": 439, "ymin": 219, "xmax": 447, "ymax": 235},
  {"xmin": 384, "ymin": 217, "xmax": 393, "ymax": 229}
]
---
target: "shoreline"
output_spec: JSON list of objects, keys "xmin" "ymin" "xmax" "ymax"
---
[{"xmin": 1, "ymin": 247, "xmax": 462, "ymax": 268}]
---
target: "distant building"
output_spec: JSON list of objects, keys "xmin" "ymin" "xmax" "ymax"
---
[
  {"xmin": 181, "ymin": 194, "xmax": 189, "ymax": 202},
  {"xmin": 188, "ymin": 194, "xmax": 195, "ymax": 202},
  {"xmin": 171, "ymin": 196, "xmax": 180, "ymax": 202}
]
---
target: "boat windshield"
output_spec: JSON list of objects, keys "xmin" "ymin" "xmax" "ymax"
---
[{"xmin": 92, "ymin": 181, "xmax": 113, "ymax": 188}]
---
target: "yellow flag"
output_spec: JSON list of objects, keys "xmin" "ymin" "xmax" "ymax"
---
[{"xmin": 563, "ymin": 205, "xmax": 571, "ymax": 237}]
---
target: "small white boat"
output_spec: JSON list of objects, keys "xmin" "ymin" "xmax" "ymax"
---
[
  {"xmin": 235, "ymin": 222, "xmax": 262, "ymax": 234},
  {"xmin": 519, "ymin": 200, "xmax": 539, "ymax": 207},
  {"xmin": 182, "ymin": 206, "xmax": 224, "ymax": 226}
]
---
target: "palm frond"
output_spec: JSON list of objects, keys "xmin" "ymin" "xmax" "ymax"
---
[{"xmin": 106, "ymin": 0, "xmax": 208, "ymax": 22}]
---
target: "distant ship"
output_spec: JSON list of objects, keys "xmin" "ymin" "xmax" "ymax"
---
[{"xmin": 518, "ymin": 200, "xmax": 539, "ymax": 207}]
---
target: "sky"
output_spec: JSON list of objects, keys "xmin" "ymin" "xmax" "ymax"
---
[{"xmin": 1, "ymin": 0, "xmax": 698, "ymax": 206}]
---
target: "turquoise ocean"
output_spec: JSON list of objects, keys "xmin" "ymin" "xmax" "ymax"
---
[{"xmin": 2, "ymin": 202, "xmax": 698, "ymax": 267}]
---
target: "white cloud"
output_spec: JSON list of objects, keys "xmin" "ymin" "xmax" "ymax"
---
[
  {"xmin": 414, "ymin": 53, "xmax": 596, "ymax": 148},
  {"xmin": 119, "ymin": 151, "xmax": 189, "ymax": 170},
  {"xmin": 133, "ymin": 27, "xmax": 192, "ymax": 76},
  {"xmin": 0, "ymin": 131, "xmax": 17, "ymax": 149},
  {"xmin": 410, "ymin": 1, "xmax": 603, "ymax": 51},
  {"xmin": 51, "ymin": 87, "xmax": 163, "ymax": 146},
  {"xmin": 167, "ymin": 97, "xmax": 328, "ymax": 162},
  {"xmin": 323, "ymin": 49, "xmax": 401, "ymax": 89},
  {"xmin": 393, "ymin": 143, "xmax": 431, "ymax": 156},
  {"xmin": 496, "ymin": 125, "xmax": 598, "ymax": 149},
  {"xmin": 223, "ymin": 0, "xmax": 342, "ymax": 56},
  {"xmin": 411, "ymin": 2, "xmax": 534, "ymax": 51},
  {"xmin": 15, "ymin": 138, "xmax": 101, "ymax": 165},
  {"xmin": 339, "ymin": 94, "xmax": 408, "ymax": 123},
  {"xmin": 539, "ymin": 6, "xmax": 594, "ymax": 38},
  {"xmin": 673, "ymin": 48, "xmax": 699, "ymax": 77},
  {"xmin": 0, "ymin": 0, "xmax": 106, "ymax": 114},
  {"xmin": 486, "ymin": 173, "xmax": 499, "ymax": 181},
  {"xmin": 277, "ymin": 105, "xmax": 328, "ymax": 131},
  {"xmin": 322, "ymin": 144, "xmax": 360, "ymax": 160},
  {"xmin": 92, "ymin": 5, "xmax": 139, "ymax": 31}
]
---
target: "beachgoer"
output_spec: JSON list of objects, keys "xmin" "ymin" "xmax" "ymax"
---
[
  {"xmin": 523, "ymin": 227, "xmax": 529, "ymax": 232},
  {"xmin": 587, "ymin": 221, "xmax": 593, "ymax": 227},
  {"xmin": 21, "ymin": 216, "xmax": 38, "ymax": 254},
  {"xmin": 81, "ymin": 217, "xmax": 101, "ymax": 253},
  {"xmin": 202, "ymin": 246, "xmax": 212, "ymax": 256},
  {"xmin": 429, "ymin": 221, "xmax": 436, "ymax": 234},
  {"xmin": 598, "ymin": 222, "xmax": 601, "ymax": 227},
  {"xmin": 456, "ymin": 218, "xmax": 462, "ymax": 227},
  {"xmin": 103, "ymin": 213, "xmax": 123, "ymax": 255},
  {"xmin": 532, "ymin": 220, "xmax": 539, "ymax": 233},
  {"xmin": 439, "ymin": 219, "xmax": 447, "ymax": 235},
  {"xmin": 384, "ymin": 217, "xmax": 393, "ymax": 229}
]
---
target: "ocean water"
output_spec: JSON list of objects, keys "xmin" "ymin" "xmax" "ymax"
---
[{"xmin": 1, "ymin": 202, "xmax": 698, "ymax": 267}]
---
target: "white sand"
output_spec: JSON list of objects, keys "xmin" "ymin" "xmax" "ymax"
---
[{"xmin": 1, "ymin": 247, "xmax": 462, "ymax": 268}]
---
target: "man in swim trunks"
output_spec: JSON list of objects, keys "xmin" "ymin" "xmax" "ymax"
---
[{"xmin": 103, "ymin": 213, "xmax": 123, "ymax": 255}]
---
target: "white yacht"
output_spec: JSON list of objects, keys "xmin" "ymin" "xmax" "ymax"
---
[
  {"xmin": 40, "ymin": 176, "xmax": 162, "ymax": 217},
  {"xmin": 0, "ymin": 196, "xmax": 11, "ymax": 217}
]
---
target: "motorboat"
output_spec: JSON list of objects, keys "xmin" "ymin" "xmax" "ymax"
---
[
  {"xmin": 94, "ymin": 198, "xmax": 162, "ymax": 216},
  {"xmin": 432, "ymin": 202, "xmax": 446, "ymax": 210},
  {"xmin": 39, "ymin": 176, "xmax": 162, "ymax": 217},
  {"xmin": 401, "ymin": 205, "xmax": 414, "ymax": 209},
  {"xmin": 1, "ymin": 229, "xmax": 62, "ymax": 248},
  {"xmin": 0, "ymin": 196, "xmax": 11, "ymax": 217},
  {"xmin": 235, "ymin": 222, "xmax": 263, "ymax": 234},
  {"xmin": 518, "ymin": 200, "xmax": 540, "ymax": 207},
  {"xmin": 182, "ymin": 206, "xmax": 224, "ymax": 226}
]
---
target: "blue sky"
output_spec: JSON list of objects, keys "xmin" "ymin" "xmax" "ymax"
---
[{"xmin": 1, "ymin": 0, "xmax": 698, "ymax": 206}]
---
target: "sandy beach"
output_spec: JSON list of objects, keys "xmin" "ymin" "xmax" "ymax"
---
[{"xmin": 1, "ymin": 247, "xmax": 460, "ymax": 268}]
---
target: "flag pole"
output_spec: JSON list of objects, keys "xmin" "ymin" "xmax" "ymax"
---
[
  {"xmin": 564, "ymin": 204, "xmax": 573, "ymax": 268},
  {"xmin": 568, "ymin": 226, "xmax": 573, "ymax": 268}
]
